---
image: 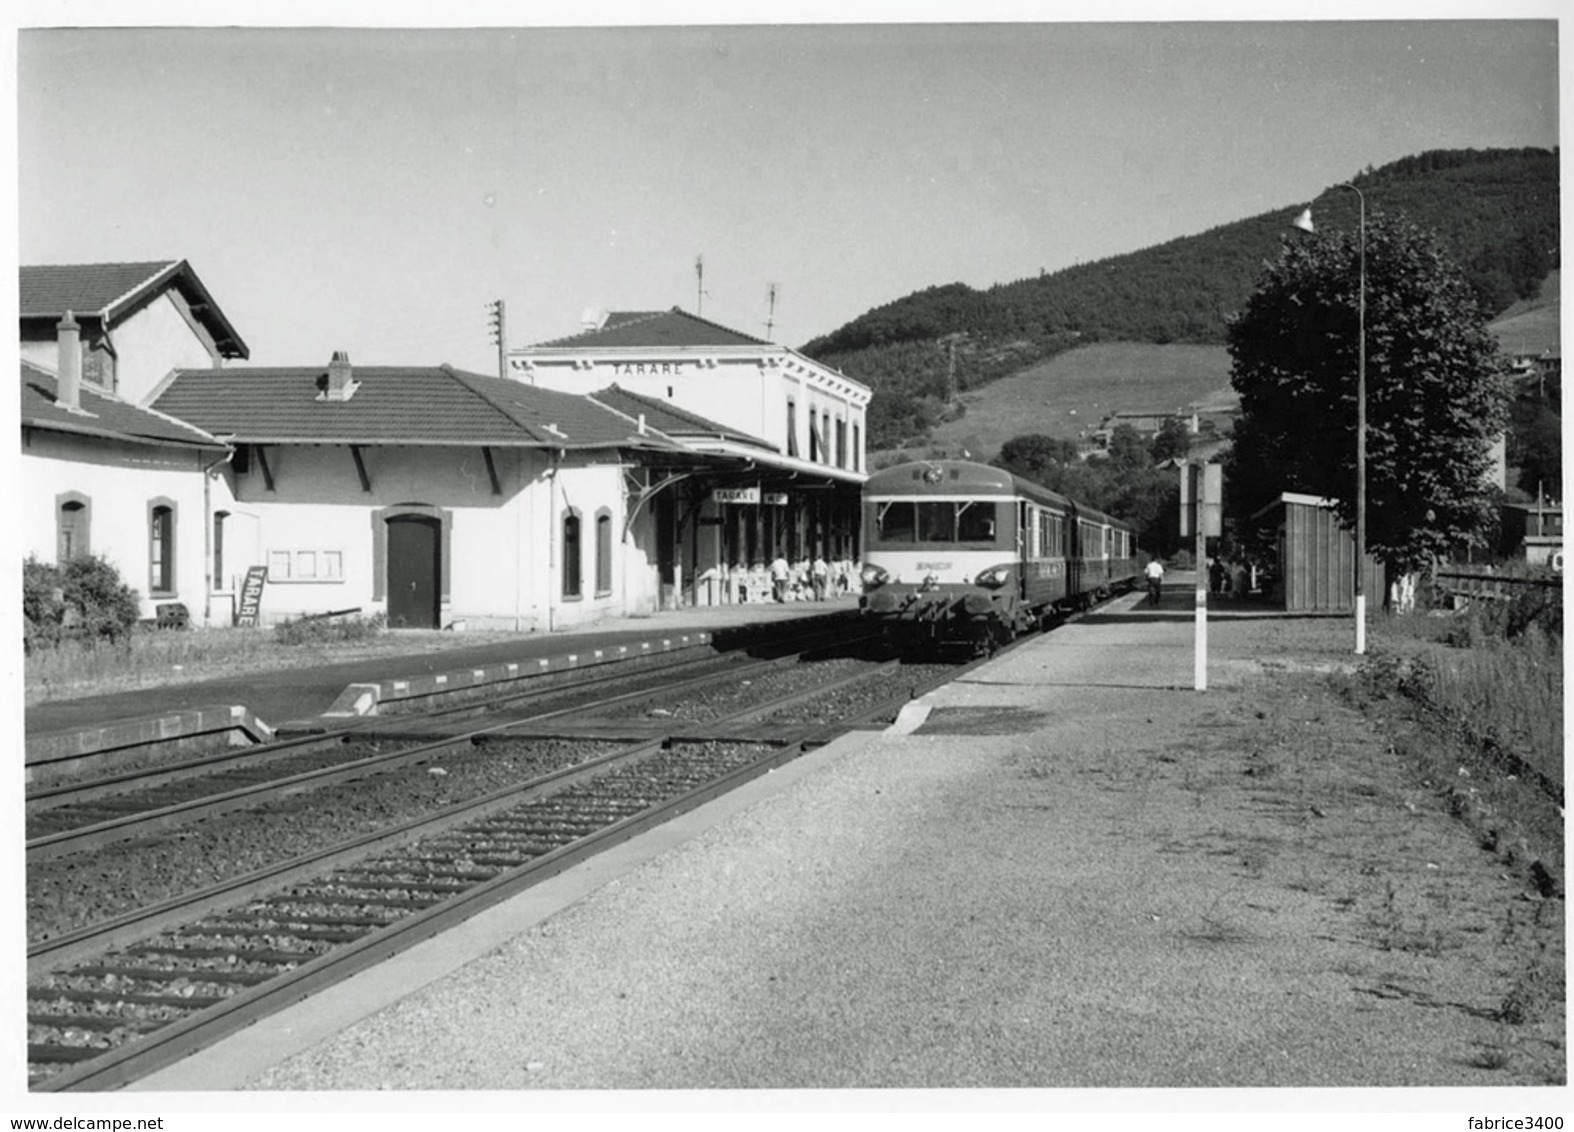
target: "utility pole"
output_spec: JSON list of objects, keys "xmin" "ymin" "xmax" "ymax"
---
[
  {"xmin": 695, "ymin": 256, "xmax": 705, "ymax": 317},
  {"xmin": 764, "ymin": 282, "xmax": 779, "ymax": 341},
  {"xmin": 939, "ymin": 332, "xmax": 964, "ymax": 406},
  {"xmin": 487, "ymin": 299, "xmax": 507, "ymax": 379}
]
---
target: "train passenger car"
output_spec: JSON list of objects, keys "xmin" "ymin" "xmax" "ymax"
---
[{"xmin": 859, "ymin": 459, "xmax": 1137, "ymax": 653}]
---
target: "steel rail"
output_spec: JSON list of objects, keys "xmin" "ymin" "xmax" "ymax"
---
[
  {"xmin": 32, "ymin": 739, "xmax": 804, "ymax": 1092},
  {"xmin": 28, "ymin": 646, "xmax": 919, "ymax": 972},
  {"xmin": 26, "ymin": 739, "xmax": 655, "ymax": 979},
  {"xmin": 24, "ymin": 625, "xmax": 835, "ymax": 805},
  {"xmin": 26, "ymin": 636, "xmax": 869, "ymax": 861}
]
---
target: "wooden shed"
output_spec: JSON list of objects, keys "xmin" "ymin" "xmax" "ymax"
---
[{"xmin": 1251, "ymin": 492, "xmax": 1385, "ymax": 612}]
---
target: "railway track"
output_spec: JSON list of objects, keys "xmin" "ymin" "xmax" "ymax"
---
[
  {"xmin": 26, "ymin": 621, "xmax": 879, "ymax": 859},
  {"xmin": 27, "ymin": 630, "xmax": 965, "ymax": 1090}
]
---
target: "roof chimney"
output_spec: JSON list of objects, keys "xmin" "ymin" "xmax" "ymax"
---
[
  {"xmin": 323, "ymin": 350, "xmax": 358, "ymax": 402},
  {"xmin": 56, "ymin": 311, "xmax": 82, "ymax": 412},
  {"xmin": 580, "ymin": 307, "xmax": 609, "ymax": 332}
]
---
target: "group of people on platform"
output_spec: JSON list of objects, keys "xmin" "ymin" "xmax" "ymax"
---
[
  {"xmin": 1145, "ymin": 555, "xmax": 1256, "ymax": 607},
  {"xmin": 715, "ymin": 556, "xmax": 860, "ymax": 604},
  {"xmin": 1207, "ymin": 556, "xmax": 1252, "ymax": 599}
]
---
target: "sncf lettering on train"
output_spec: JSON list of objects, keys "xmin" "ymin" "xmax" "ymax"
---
[{"xmin": 916, "ymin": 562, "xmax": 953, "ymax": 571}]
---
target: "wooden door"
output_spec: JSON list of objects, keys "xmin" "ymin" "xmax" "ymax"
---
[{"xmin": 387, "ymin": 515, "xmax": 440, "ymax": 628}]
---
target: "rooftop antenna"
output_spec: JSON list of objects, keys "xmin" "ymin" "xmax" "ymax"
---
[
  {"xmin": 764, "ymin": 282, "xmax": 779, "ymax": 341},
  {"xmin": 694, "ymin": 255, "xmax": 707, "ymax": 317}
]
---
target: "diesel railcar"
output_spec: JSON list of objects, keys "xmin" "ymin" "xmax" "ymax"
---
[{"xmin": 859, "ymin": 459, "xmax": 1138, "ymax": 653}]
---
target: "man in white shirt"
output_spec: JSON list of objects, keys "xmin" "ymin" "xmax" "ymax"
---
[{"xmin": 1144, "ymin": 557, "xmax": 1165, "ymax": 607}]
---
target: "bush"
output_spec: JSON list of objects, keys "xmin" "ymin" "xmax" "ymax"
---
[
  {"xmin": 23, "ymin": 555, "xmax": 142, "ymax": 652},
  {"xmin": 1443, "ymin": 586, "xmax": 1562, "ymax": 647},
  {"xmin": 23, "ymin": 557, "xmax": 65, "ymax": 653},
  {"xmin": 274, "ymin": 611, "xmax": 386, "ymax": 646}
]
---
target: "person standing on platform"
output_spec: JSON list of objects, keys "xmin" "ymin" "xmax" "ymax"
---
[
  {"xmin": 1144, "ymin": 557, "xmax": 1165, "ymax": 607},
  {"xmin": 769, "ymin": 553, "xmax": 790, "ymax": 603},
  {"xmin": 811, "ymin": 554, "xmax": 829, "ymax": 601}
]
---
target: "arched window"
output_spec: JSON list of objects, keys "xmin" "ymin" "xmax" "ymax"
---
[
  {"xmin": 149, "ymin": 498, "xmax": 176, "ymax": 595},
  {"xmin": 56, "ymin": 492, "xmax": 91, "ymax": 561},
  {"xmin": 595, "ymin": 510, "xmax": 613, "ymax": 595},
  {"xmin": 562, "ymin": 510, "xmax": 582, "ymax": 599}
]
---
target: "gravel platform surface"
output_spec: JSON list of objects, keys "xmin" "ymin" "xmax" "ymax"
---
[{"xmin": 132, "ymin": 589, "xmax": 1565, "ymax": 1105}]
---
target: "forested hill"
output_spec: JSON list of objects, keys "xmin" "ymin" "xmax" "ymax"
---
[{"xmin": 802, "ymin": 147, "xmax": 1558, "ymax": 450}]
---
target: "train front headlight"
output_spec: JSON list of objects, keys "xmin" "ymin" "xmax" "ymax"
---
[
  {"xmin": 974, "ymin": 565, "xmax": 1012, "ymax": 588},
  {"xmin": 860, "ymin": 563, "xmax": 891, "ymax": 588}
]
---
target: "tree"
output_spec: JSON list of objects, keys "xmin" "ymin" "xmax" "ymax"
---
[
  {"xmin": 997, "ymin": 434, "xmax": 1080, "ymax": 482},
  {"xmin": 1150, "ymin": 416, "xmax": 1191, "ymax": 463},
  {"xmin": 1103, "ymin": 424, "xmax": 1150, "ymax": 475},
  {"xmin": 1226, "ymin": 213, "xmax": 1510, "ymax": 575},
  {"xmin": 1507, "ymin": 396, "xmax": 1562, "ymax": 500},
  {"xmin": 994, "ymin": 430, "xmax": 1181, "ymax": 556}
]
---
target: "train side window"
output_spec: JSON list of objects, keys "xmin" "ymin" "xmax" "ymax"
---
[
  {"xmin": 877, "ymin": 501, "xmax": 917, "ymax": 543},
  {"xmin": 957, "ymin": 501, "xmax": 997, "ymax": 543},
  {"xmin": 918, "ymin": 501, "xmax": 957, "ymax": 542}
]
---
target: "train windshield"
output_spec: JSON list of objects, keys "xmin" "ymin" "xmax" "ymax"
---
[{"xmin": 876, "ymin": 500, "xmax": 999, "ymax": 544}]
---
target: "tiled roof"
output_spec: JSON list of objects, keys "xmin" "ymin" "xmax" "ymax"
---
[
  {"xmin": 589, "ymin": 385, "xmax": 772, "ymax": 449},
  {"xmin": 21, "ymin": 262, "xmax": 178, "ymax": 316},
  {"xmin": 529, "ymin": 307, "xmax": 775, "ymax": 350},
  {"xmin": 150, "ymin": 361, "xmax": 684, "ymax": 451},
  {"xmin": 20, "ymin": 361, "xmax": 226, "ymax": 450},
  {"xmin": 20, "ymin": 260, "xmax": 249, "ymax": 358}
]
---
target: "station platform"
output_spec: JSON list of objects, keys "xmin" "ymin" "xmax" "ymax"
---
[
  {"xmin": 23, "ymin": 596, "xmax": 861, "ymax": 769},
  {"xmin": 121, "ymin": 581, "xmax": 1526, "ymax": 1096}
]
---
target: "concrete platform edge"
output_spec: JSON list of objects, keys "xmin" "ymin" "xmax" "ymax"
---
[
  {"xmin": 320, "ymin": 631, "xmax": 717, "ymax": 718},
  {"xmin": 25, "ymin": 704, "xmax": 273, "ymax": 777}
]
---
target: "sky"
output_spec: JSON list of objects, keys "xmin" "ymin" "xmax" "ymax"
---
[{"xmin": 13, "ymin": 7, "xmax": 1562, "ymax": 377}]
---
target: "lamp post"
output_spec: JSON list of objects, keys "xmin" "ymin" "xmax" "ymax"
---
[{"xmin": 1292, "ymin": 183, "xmax": 1367, "ymax": 655}]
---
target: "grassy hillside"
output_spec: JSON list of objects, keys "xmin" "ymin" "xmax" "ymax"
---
[
  {"xmin": 1490, "ymin": 269, "xmax": 1561, "ymax": 357},
  {"xmin": 878, "ymin": 263, "xmax": 1559, "ymax": 467},
  {"xmin": 878, "ymin": 342, "xmax": 1234, "ymax": 464},
  {"xmin": 809, "ymin": 147, "xmax": 1557, "ymax": 453}
]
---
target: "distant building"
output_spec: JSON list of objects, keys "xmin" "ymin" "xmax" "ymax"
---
[
  {"xmin": 1087, "ymin": 407, "xmax": 1235, "ymax": 462},
  {"xmin": 1499, "ymin": 499, "xmax": 1563, "ymax": 570},
  {"xmin": 1488, "ymin": 280, "xmax": 1561, "ymax": 488}
]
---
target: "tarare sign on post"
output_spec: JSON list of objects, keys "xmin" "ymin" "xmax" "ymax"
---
[
  {"xmin": 235, "ymin": 565, "xmax": 268, "ymax": 627},
  {"xmin": 713, "ymin": 485, "xmax": 761, "ymax": 504}
]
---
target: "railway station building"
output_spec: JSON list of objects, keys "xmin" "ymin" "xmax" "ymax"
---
[
  {"xmin": 21, "ymin": 264, "xmax": 871, "ymax": 632},
  {"xmin": 510, "ymin": 307, "xmax": 871, "ymax": 604}
]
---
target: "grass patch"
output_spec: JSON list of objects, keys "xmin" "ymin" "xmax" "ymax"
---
[
  {"xmin": 25, "ymin": 613, "xmax": 389, "ymax": 705},
  {"xmin": 1347, "ymin": 602, "xmax": 1563, "ymax": 893}
]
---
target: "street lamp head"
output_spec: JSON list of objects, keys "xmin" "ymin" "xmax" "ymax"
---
[{"xmin": 1291, "ymin": 208, "xmax": 1316, "ymax": 234}]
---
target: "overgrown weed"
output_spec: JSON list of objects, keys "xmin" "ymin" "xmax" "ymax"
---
[
  {"xmin": 26, "ymin": 613, "xmax": 388, "ymax": 703},
  {"xmin": 1341, "ymin": 599, "xmax": 1563, "ymax": 889}
]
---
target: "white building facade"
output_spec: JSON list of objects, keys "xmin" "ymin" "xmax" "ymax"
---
[
  {"xmin": 513, "ymin": 309, "xmax": 872, "ymax": 604},
  {"xmin": 20, "ymin": 262, "xmax": 245, "ymax": 626}
]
